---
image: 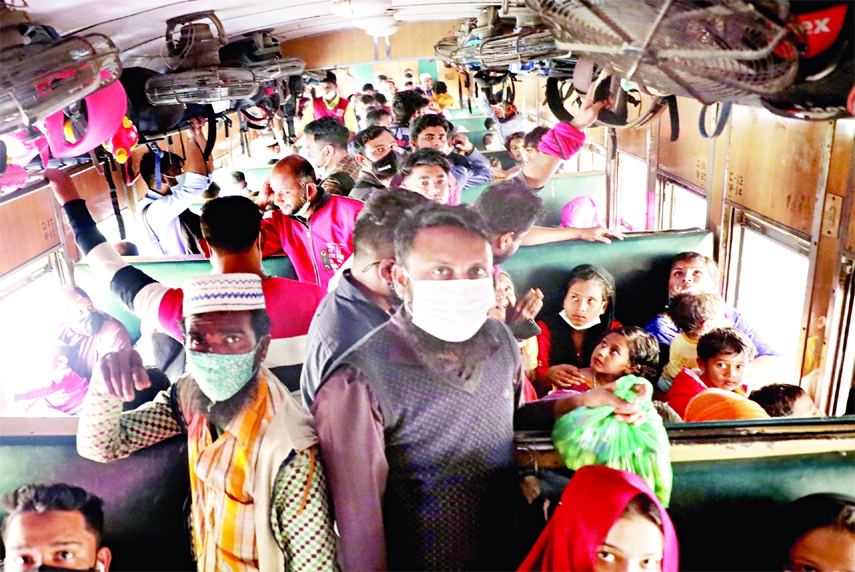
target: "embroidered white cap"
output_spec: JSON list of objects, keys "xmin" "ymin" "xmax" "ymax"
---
[{"xmin": 182, "ymin": 273, "xmax": 266, "ymax": 315}]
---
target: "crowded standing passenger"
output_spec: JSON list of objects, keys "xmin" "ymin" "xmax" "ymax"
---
[
  {"xmin": 398, "ymin": 148, "xmax": 452, "ymax": 204},
  {"xmin": 409, "ymin": 114, "xmax": 494, "ymax": 191},
  {"xmin": 431, "ymin": 80, "xmax": 455, "ymax": 110},
  {"xmin": 298, "ymin": 70, "xmax": 358, "ymax": 133},
  {"xmin": 302, "ymin": 116, "xmax": 361, "ymax": 196},
  {"xmin": 365, "ymin": 107, "xmax": 393, "ymax": 128},
  {"xmin": 389, "ymin": 90, "xmax": 429, "ymax": 147},
  {"xmin": 350, "ymin": 126, "xmax": 399, "ymax": 200},
  {"xmin": 257, "ymin": 156, "xmax": 363, "ymax": 290},
  {"xmin": 76, "ymin": 275, "xmax": 337, "ymax": 571}
]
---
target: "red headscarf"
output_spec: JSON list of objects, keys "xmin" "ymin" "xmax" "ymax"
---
[{"xmin": 518, "ymin": 466, "xmax": 679, "ymax": 572}]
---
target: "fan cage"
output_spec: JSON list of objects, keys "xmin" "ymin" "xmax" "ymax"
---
[
  {"xmin": 435, "ymin": 27, "xmax": 567, "ymax": 70},
  {"xmin": 526, "ymin": 0, "xmax": 798, "ymax": 103},
  {"xmin": 243, "ymin": 57, "xmax": 306, "ymax": 81},
  {"xmin": 145, "ymin": 68, "xmax": 259, "ymax": 105}
]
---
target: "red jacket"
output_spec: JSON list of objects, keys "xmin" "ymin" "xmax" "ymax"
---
[
  {"xmin": 313, "ymin": 95, "xmax": 349, "ymax": 122},
  {"xmin": 262, "ymin": 193, "xmax": 363, "ymax": 290},
  {"xmin": 663, "ymin": 368, "xmax": 748, "ymax": 419}
]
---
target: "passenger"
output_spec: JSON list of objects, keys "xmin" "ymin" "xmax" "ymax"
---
[
  {"xmin": 410, "ymin": 114, "xmax": 494, "ymax": 191},
  {"xmin": 298, "ymin": 70, "xmax": 358, "ymax": 133},
  {"xmin": 749, "ymin": 383, "xmax": 825, "ymax": 418},
  {"xmin": 644, "ymin": 252, "xmax": 782, "ymax": 379},
  {"xmin": 13, "ymin": 340, "xmax": 89, "ymax": 415},
  {"xmin": 523, "ymin": 126, "xmax": 550, "ymax": 163},
  {"xmin": 301, "ymin": 188, "xmax": 429, "ymax": 407},
  {"xmin": 684, "ymin": 388, "xmax": 770, "ymax": 422},
  {"xmin": 1, "ymin": 483, "xmax": 112, "ymax": 572},
  {"xmin": 389, "ymin": 89, "xmax": 429, "ymax": 147},
  {"xmin": 431, "ymin": 80, "xmax": 455, "ymax": 110},
  {"xmin": 361, "ymin": 83, "xmax": 376, "ymax": 96},
  {"xmin": 419, "ymin": 72, "xmax": 434, "ymax": 97},
  {"xmin": 55, "ymin": 285, "xmax": 132, "ymax": 382},
  {"xmin": 659, "ymin": 292, "xmax": 725, "ymax": 390},
  {"xmin": 398, "ymin": 148, "xmax": 452, "ymax": 204},
  {"xmin": 311, "ymin": 204, "xmax": 648, "ymax": 571},
  {"xmin": 136, "ymin": 118, "xmax": 211, "ymax": 255},
  {"xmin": 518, "ymin": 465, "xmax": 679, "ymax": 572},
  {"xmin": 560, "ymin": 195, "xmax": 603, "ymax": 229},
  {"xmin": 534, "ymin": 265, "xmax": 618, "ymax": 396},
  {"xmin": 476, "ymin": 94, "xmax": 533, "ymax": 141},
  {"xmin": 779, "ymin": 493, "xmax": 855, "ymax": 572},
  {"xmin": 122, "ymin": 366, "xmax": 171, "ymax": 411},
  {"xmin": 355, "ymin": 93, "xmax": 377, "ymax": 129},
  {"xmin": 46, "ymin": 171, "xmax": 326, "ymax": 389},
  {"xmin": 473, "ymin": 182, "xmax": 623, "ymax": 271},
  {"xmin": 303, "ymin": 116, "xmax": 361, "ymax": 196},
  {"xmin": 365, "ymin": 107, "xmax": 393, "ymax": 128},
  {"xmin": 350, "ymin": 126, "xmax": 399, "ymax": 200},
  {"xmin": 230, "ymin": 170, "xmax": 251, "ymax": 197},
  {"xmin": 76, "ymin": 275, "xmax": 337, "ymax": 572},
  {"xmin": 258, "ymin": 156, "xmax": 363, "ymax": 290},
  {"xmin": 580, "ymin": 326, "xmax": 661, "ymax": 390},
  {"xmin": 403, "ymin": 80, "xmax": 414, "ymax": 91},
  {"xmin": 506, "ymin": 131, "xmax": 528, "ymax": 164},
  {"xmin": 485, "ymin": 117, "xmax": 499, "ymax": 131},
  {"xmin": 663, "ymin": 328, "xmax": 755, "ymax": 419},
  {"xmin": 111, "ymin": 240, "xmax": 138, "ymax": 256},
  {"xmin": 483, "ymin": 132, "xmax": 504, "ymax": 151}
]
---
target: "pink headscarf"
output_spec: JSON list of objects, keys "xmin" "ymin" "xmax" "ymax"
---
[
  {"xmin": 560, "ymin": 195, "xmax": 602, "ymax": 229},
  {"xmin": 518, "ymin": 465, "xmax": 679, "ymax": 572}
]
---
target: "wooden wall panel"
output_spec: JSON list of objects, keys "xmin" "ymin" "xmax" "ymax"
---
[
  {"xmin": 658, "ymin": 98, "xmax": 710, "ymax": 189},
  {"xmin": 280, "ymin": 23, "xmax": 457, "ymax": 69},
  {"xmin": 828, "ymin": 120, "xmax": 854, "ymax": 198},
  {"xmin": 0, "ymin": 188, "xmax": 60, "ymax": 276},
  {"xmin": 725, "ymin": 106, "xmax": 832, "ymax": 235}
]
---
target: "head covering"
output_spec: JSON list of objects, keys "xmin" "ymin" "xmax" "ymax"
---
[
  {"xmin": 182, "ymin": 274, "xmax": 266, "ymax": 316},
  {"xmin": 419, "ymin": 73, "xmax": 432, "ymax": 81},
  {"xmin": 564, "ymin": 264, "xmax": 617, "ymax": 366},
  {"xmin": 518, "ymin": 465, "xmax": 679, "ymax": 571},
  {"xmin": 684, "ymin": 388, "xmax": 770, "ymax": 422},
  {"xmin": 560, "ymin": 195, "xmax": 602, "ymax": 229}
]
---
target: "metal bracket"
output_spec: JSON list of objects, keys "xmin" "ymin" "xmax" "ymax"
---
[{"xmin": 821, "ymin": 194, "xmax": 843, "ymax": 238}]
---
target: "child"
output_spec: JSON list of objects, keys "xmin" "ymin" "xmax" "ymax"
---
[
  {"xmin": 570, "ymin": 326, "xmax": 660, "ymax": 393},
  {"xmin": 659, "ymin": 291, "xmax": 725, "ymax": 391},
  {"xmin": 518, "ymin": 465, "xmax": 679, "ymax": 572},
  {"xmin": 664, "ymin": 327, "xmax": 756, "ymax": 419},
  {"xmin": 534, "ymin": 265, "xmax": 617, "ymax": 396},
  {"xmin": 13, "ymin": 341, "xmax": 89, "ymax": 415},
  {"xmin": 749, "ymin": 383, "xmax": 825, "ymax": 418},
  {"xmin": 482, "ymin": 132, "xmax": 504, "ymax": 151},
  {"xmin": 779, "ymin": 493, "xmax": 855, "ymax": 572}
]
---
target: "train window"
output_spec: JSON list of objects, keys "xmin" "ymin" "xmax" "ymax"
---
[
  {"xmin": 821, "ymin": 259, "xmax": 855, "ymax": 415},
  {"xmin": 573, "ymin": 144, "xmax": 607, "ymax": 173},
  {"xmin": 659, "ymin": 178, "xmax": 707, "ymax": 231},
  {"xmin": 728, "ymin": 214, "xmax": 810, "ymax": 381},
  {"xmin": 617, "ymin": 152, "xmax": 650, "ymax": 231}
]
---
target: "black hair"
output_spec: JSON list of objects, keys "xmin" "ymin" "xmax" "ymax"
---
[
  {"xmin": 322, "ymin": 70, "xmax": 337, "ymax": 84},
  {"xmin": 139, "ymin": 150, "xmax": 183, "ymax": 189},
  {"xmin": 484, "ymin": 117, "xmax": 497, "ymax": 129},
  {"xmin": 697, "ymin": 327, "xmax": 757, "ymax": 362},
  {"xmin": 375, "ymin": 93, "xmax": 388, "ymax": 105},
  {"xmin": 749, "ymin": 384, "xmax": 807, "ymax": 417},
  {"xmin": 524, "ymin": 126, "xmax": 549, "ymax": 148},
  {"xmin": 202, "ymin": 181, "xmax": 220, "ymax": 201},
  {"xmin": 473, "ymin": 181, "xmax": 545, "ymax": 236},
  {"xmin": 434, "ymin": 81, "xmax": 448, "ymax": 95},
  {"xmin": 392, "ymin": 90, "xmax": 429, "ymax": 124},
  {"xmin": 404, "ymin": 81, "xmax": 414, "ymax": 88},
  {"xmin": 362, "ymin": 83, "xmax": 374, "ymax": 92},
  {"xmin": 354, "ymin": 126, "xmax": 393, "ymax": 155},
  {"xmin": 669, "ymin": 291, "xmax": 724, "ymax": 334},
  {"xmin": 359, "ymin": 94, "xmax": 377, "ymax": 105},
  {"xmin": 623, "ymin": 494, "xmax": 664, "ymax": 530},
  {"xmin": 354, "ymin": 188, "xmax": 430, "ymax": 258},
  {"xmin": 113, "ymin": 240, "xmax": 139, "ymax": 256},
  {"xmin": 377, "ymin": 74, "xmax": 388, "ymax": 81},
  {"xmin": 200, "ymin": 196, "xmax": 261, "ymax": 253},
  {"xmin": 482, "ymin": 133, "xmax": 496, "ymax": 146},
  {"xmin": 780, "ymin": 494, "xmax": 855, "ymax": 569},
  {"xmin": 504, "ymin": 131, "xmax": 526, "ymax": 153},
  {"xmin": 304, "ymin": 116, "xmax": 349, "ymax": 150},
  {"xmin": 605, "ymin": 325, "xmax": 660, "ymax": 382},
  {"xmin": 564, "ymin": 264, "xmax": 617, "ymax": 367},
  {"xmin": 399, "ymin": 148, "xmax": 452, "ymax": 179},
  {"xmin": 1, "ymin": 484, "xmax": 105, "ymax": 545},
  {"xmin": 231, "ymin": 171, "xmax": 246, "ymax": 184},
  {"xmin": 409, "ymin": 114, "xmax": 452, "ymax": 144},
  {"xmin": 394, "ymin": 203, "xmax": 490, "ymax": 264},
  {"xmin": 671, "ymin": 251, "xmax": 721, "ymax": 284},
  {"xmin": 365, "ymin": 108, "xmax": 393, "ymax": 128}
]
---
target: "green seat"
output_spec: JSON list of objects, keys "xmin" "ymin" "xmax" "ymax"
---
[
  {"xmin": 240, "ymin": 167, "xmax": 274, "ymax": 192},
  {"xmin": 461, "ymin": 172, "xmax": 608, "ymax": 228},
  {"xmin": 500, "ymin": 229, "xmax": 714, "ymax": 328},
  {"xmin": 468, "ymin": 130, "xmax": 495, "ymax": 151},
  {"xmin": 74, "ymin": 255, "xmax": 296, "ymax": 342},
  {"xmin": 482, "ymin": 150, "xmax": 516, "ymax": 170},
  {"xmin": 449, "ymin": 116, "xmax": 491, "ymax": 133}
]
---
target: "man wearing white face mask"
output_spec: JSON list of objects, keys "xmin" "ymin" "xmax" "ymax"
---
[
  {"xmin": 136, "ymin": 117, "xmax": 211, "ymax": 256},
  {"xmin": 76, "ymin": 274, "xmax": 338, "ymax": 572},
  {"xmin": 303, "ymin": 117, "xmax": 361, "ymax": 196},
  {"xmin": 298, "ymin": 71, "xmax": 358, "ymax": 134},
  {"xmin": 312, "ymin": 203, "xmax": 650, "ymax": 572}
]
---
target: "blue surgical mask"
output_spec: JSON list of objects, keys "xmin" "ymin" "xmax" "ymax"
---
[{"xmin": 185, "ymin": 343, "xmax": 261, "ymax": 403}]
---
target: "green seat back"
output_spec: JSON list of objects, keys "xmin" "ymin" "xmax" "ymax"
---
[
  {"xmin": 461, "ymin": 172, "xmax": 608, "ymax": 228},
  {"xmin": 74, "ymin": 255, "xmax": 296, "ymax": 342},
  {"xmin": 500, "ymin": 229, "xmax": 714, "ymax": 328},
  {"xmin": 468, "ymin": 130, "xmax": 495, "ymax": 151},
  {"xmin": 482, "ymin": 150, "xmax": 516, "ymax": 170},
  {"xmin": 240, "ymin": 167, "xmax": 274, "ymax": 192},
  {"xmin": 449, "ymin": 116, "xmax": 491, "ymax": 132}
]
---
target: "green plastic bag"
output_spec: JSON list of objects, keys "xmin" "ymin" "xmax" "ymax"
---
[{"xmin": 551, "ymin": 375, "xmax": 673, "ymax": 506}]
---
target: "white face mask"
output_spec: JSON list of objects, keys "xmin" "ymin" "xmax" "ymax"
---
[
  {"xmin": 404, "ymin": 271, "xmax": 495, "ymax": 342},
  {"xmin": 560, "ymin": 309, "xmax": 602, "ymax": 331},
  {"xmin": 322, "ymin": 89, "xmax": 337, "ymax": 101}
]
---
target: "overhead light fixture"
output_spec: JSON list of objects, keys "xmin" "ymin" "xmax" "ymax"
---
[
  {"xmin": 352, "ymin": 15, "xmax": 397, "ymax": 30},
  {"xmin": 365, "ymin": 25, "xmax": 398, "ymax": 37},
  {"xmin": 330, "ymin": 0, "xmax": 392, "ymax": 18}
]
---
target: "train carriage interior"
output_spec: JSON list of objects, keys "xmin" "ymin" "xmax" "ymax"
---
[{"xmin": 0, "ymin": 0, "xmax": 854, "ymax": 570}]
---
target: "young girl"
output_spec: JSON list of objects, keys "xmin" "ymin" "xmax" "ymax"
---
[
  {"xmin": 779, "ymin": 493, "xmax": 855, "ymax": 572},
  {"xmin": 535, "ymin": 265, "xmax": 618, "ymax": 396},
  {"xmin": 518, "ymin": 465, "xmax": 679, "ymax": 571}
]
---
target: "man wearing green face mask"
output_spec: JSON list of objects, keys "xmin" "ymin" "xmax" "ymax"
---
[{"xmin": 76, "ymin": 274, "xmax": 338, "ymax": 572}]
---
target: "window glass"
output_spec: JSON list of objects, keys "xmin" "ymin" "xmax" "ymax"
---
[
  {"xmin": 662, "ymin": 180, "xmax": 707, "ymax": 231},
  {"xmin": 734, "ymin": 227, "xmax": 809, "ymax": 380},
  {"xmin": 617, "ymin": 153, "xmax": 649, "ymax": 231}
]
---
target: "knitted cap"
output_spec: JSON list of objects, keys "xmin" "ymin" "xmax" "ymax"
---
[{"xmin": 182, "ymin": 274, "xmax": 265, "ymax": 315}]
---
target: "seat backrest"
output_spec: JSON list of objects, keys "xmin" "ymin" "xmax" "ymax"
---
[
  {"xmin": 74, "ymin": 255, "xmax": 297, "ymax": 342},
  {"xmin": 482, "ymin": 149, "xmax": 516, "ymax": 170},
  {"xmin": 0, "ymin": 432, "xmax": 195, "ymax": 570},
  {"xmin": 461, "ymin": 172, "xmax": 608, "ymax": 228},
  {"xmin": 239, "ymin": 167, "xmax": 275, "ymax": 193},
  {"xmin": 468, "ymin": 130, "xmax": 495, "ymax": 151},
  {"xmin": 450, "ymin": 116, "xmax": 492, "ymax": 133},
  {"xmin": 500, "ymin": 229, "xmax": 714, "ymax": 327}
]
